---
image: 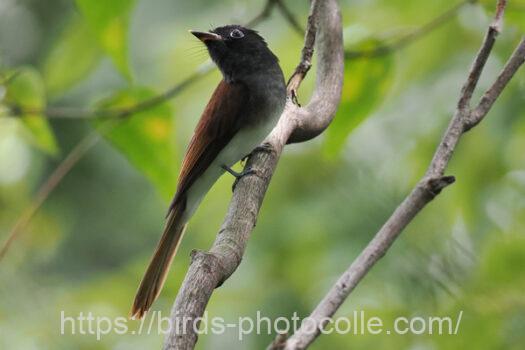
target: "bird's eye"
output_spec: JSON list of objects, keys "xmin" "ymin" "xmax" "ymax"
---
[{"xmin": 230, "ymin": 29, "xmax": 244, "ymax": 39}]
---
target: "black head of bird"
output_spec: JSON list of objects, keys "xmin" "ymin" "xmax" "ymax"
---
[{"xmin": 190, "ymin": 25, "xmax": 280, "ymax": 82}]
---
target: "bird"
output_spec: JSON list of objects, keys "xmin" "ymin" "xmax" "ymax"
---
[{"xmin": 130, "ymin": 25, "xmax": 286, "ymax": 319}]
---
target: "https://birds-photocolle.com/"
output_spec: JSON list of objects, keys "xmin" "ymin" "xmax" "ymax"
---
[{"xmin": 130, "ymin": 25, "xmax": 287, "ymax": 319}]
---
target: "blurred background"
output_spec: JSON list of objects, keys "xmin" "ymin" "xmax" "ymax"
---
[{"xmin": 1, "ymin": 0, "xmax": 524, "ymax": 349}]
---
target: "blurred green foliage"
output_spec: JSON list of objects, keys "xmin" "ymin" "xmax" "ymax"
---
[
  {"xmin": 75, "ymin": 0, "xmax": 135, "ymax": 79},
  {"xmin": 0, "ymin": 0, "xmax": 524, "ymax": 349},
  {"xmin": 4, "ymin": 67, "xmax": 58, "ymax": 155},
  {"xmin": 94, "ymin": 87, "xmax": 177, "ymax": 198},
  {"xmin": 43, "ymin": 17, "xmax": 101, "ymax": 96},
  {"xmin": 326, "ymin": 46, "xmax": 393, "ymax": 155}
]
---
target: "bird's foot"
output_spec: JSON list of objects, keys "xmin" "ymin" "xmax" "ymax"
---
[
  {"xmin": 221, "ymin": 165, "xmax": 257, "ymax": 192},
  {"xmin": 241, "ymin": 142, "xmax": 274, "ymax": 164},
  {"xmin": 253, "ymin": 142, "xmax": 274, "ymax": 155}
]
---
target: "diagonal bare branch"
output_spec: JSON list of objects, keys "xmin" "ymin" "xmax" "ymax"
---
[
  {"xmin": 345, "ymin": 0, "xmax": 477, "ymax": 60},
  {"xmin": 0, "ymin": 124, "xmax": 109, "ymax": 261},
  {"xmin": 456, "ymin": 0, "xmax": 506, "ymax": 111},
  {"xmin": 275, "ymin": 0, "xmax": 305, "ymax": 36},
  {"xmin": 468, "ymin": 37, "xmax": 525, "ymax": 129},
  {"xmin": 279, "ymin": 1, "xmax": 525, "ymax": 348},
  {"xmin": 11, "ymin": 70, "xmax": 211, "ymax": 119}
]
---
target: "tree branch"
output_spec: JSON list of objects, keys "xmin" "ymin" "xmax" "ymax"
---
[
  {"xmin": 5, "ymin": 0, "xmax": 281, "ymax": 120},
  {"xmin": 163, "ymin": 0, "xmax": 344, "ymax": 349},
  {"xmin": 275, "ymin": 0, "xmax": 305, "ymax": 36},
  {"xmin": 345, "ymin": 0, "xmax": 476, "ymax": 60},
  {"xmin": 6, "ymin": 0, "xmax": 471, "ymax": 119},
  {"xmin": 456, "ymin": 1, "xmax": 503, "ymax": 111},
  {"xmin": 245, "ymin": 0, "xmax": 279, "ymax": 28},
  {"xmin": 279, "ymin": 1, "xmax": 525, "ymax": 349},
  {"xmin": 286, "ymin": 0, "xmax": 319, "ymax": 105},
  {"xmin": 0, "ymin": 0, "xmax": 480, "ymax": 258},
  {"xmin": 0, "ymin": 124, "xmax": 110, "ymax": 261},
  {"xmin": 468, "ymin": 37, "xmax": 525, "ymax": 129},
  {"xmin": 0, "ymin": 0, "xmax": 278, "ymax": 260},
  {"xmin": 11, "ymin": 70, "xmax": 211, "ymax": 119}
]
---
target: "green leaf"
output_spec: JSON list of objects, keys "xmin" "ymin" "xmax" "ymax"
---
[
  {"xmin": 3, "ymin": 68, "xmax": 59, "ymax": 156},
  {"xmin": 324, "ymin": 44, "xmax": 394, "ymax": 156},
  {"xmin": 75, "ymin": 0, "xmax": 135, "ymax": 79},
  {"xmin": 42, "ymin": 18, "xmax": 101, "ymax": 97},
  {"xmin": 94, "ymin": 88, "xmax": 177, "ymax": 198}
]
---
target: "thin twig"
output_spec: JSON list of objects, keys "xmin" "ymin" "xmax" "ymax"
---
[
  {"xmin": 0, "ymin": 70, "xmax": 207, "ymax": 260},
  {"xmin": 0, "ymin": 70, "xmax": 21, "ymax": 86},
  {"xmin": 10, "ymin": 64, "xmax": 213, "ymax": 119},
  {"xmin": 245, "ymin": 0, "xmax": 278, "ymax": 28},
  {"xmin": 457, "ymin": 6, "xmax": 504, "ymax": 110},
  {"xmin": 492, "ymin": 0, "xmax": 507, "ymax": 32},
  {"xmin": 345, "ymin": 0, "xmax": 476, "ymax": 59},
  {"xmin": 468, "ymin": 37, "xmax": 525, "ymax": 128},
  {"xmin": 0, "ymin": 0, "xmax": 278, "ymax": 260},
  {"xmin": 280, "ymin": 1, "xmax": 524, "ymax": 348},
  {"xmin": 7, "ymin": 0, "xmax": 474, "ymax": 118},
  {"xmin": 286, "ymin": 0, "xmax": 319, "ymax": 105},
  {"xmin": 0, "ymin": 122, "xmax": 113, "ymax": 261},
  {"xmin": 267, "ymin": 333, "xmax": 288, "ymax": 350},
  {"xmin": 275, "ymin": 0, "xmax": 305, "ymax": 36},
  {"xmin": 8, "ymin": 0, "xmax": 277, "ymax": 120}
]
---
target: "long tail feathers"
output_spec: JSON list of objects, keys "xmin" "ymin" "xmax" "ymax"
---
[{"xmin": 130, "ymin": 203, "xmax": 187, "ymax": 319}]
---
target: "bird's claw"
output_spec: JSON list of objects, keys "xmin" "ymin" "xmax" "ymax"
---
[
  {"xmin": 222, "ymin": 165, "xmax": 258, "ymax": 192},
  {"xmin": 253, "ymin": 142, "xmax": 273, "ymax": 155},
  {"xmin": 241, "ymin": 142, "xmax": 274, "ymax": 164},
  {"xmin": 231, "ymin": 168, "xmax": 257, "ymax": 192}
]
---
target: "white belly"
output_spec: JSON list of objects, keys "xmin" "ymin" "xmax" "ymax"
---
[{"xmin": 183, "ymin": 112, "xmax": 279, "ymax": 221}]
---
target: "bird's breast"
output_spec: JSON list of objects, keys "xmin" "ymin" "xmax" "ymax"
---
[
  {"xmin": 183, "ymin": 106, "xmax": 282, "ymax": 220},
  {"xmin": 220, "ymin": 105, "xmax": 281, "ymax": 166}
]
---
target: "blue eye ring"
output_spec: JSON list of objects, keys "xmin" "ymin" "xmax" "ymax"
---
[{"xmin": 230, "ymin": 29, "xmax": 244, "ymax": 39}]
